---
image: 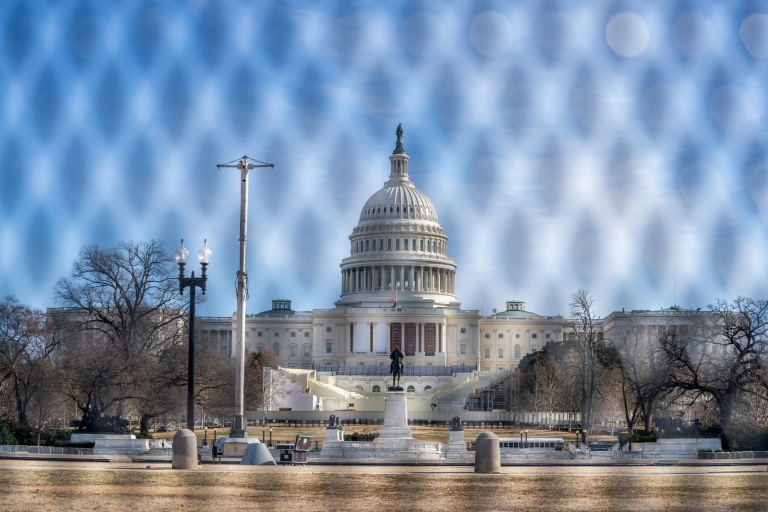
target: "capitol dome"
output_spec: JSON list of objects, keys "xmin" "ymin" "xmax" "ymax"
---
[{"xmin": 336, "ymin": 125, "xmax": 458, "ymax": 308}]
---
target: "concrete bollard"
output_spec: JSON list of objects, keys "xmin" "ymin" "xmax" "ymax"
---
[
  {"xmin": 172, "ymin": 429, "xmax": 198, "ymax": 469},
  {"xmin": 474, "ymin": 432, "xmax": 501, "ymax": 473}
]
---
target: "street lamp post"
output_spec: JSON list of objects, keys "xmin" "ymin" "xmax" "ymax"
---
[
  {"xmin": 175, "ymin": 239, "xmax": 212, "ymax": 432},
  {"xmin": 269, "ymin": 426, "xmax": 273, "ymax": 448}
]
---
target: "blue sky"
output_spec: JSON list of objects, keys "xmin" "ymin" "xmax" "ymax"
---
[{"xmin": 1, "ymin": 0, "xmax": 767, "ymax": 319}]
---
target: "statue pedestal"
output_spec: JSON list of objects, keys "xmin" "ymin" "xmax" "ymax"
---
[
  {"xmin": 374, "ymin": 390, "xmax": 413, "ymax": 441},
  {"xmin": 445, "ymin": 430, "xmax": 469, "ymax": 459},
  {"xmin": 321, "ymin": 427, "xmax": 344, "ymax": 457}
]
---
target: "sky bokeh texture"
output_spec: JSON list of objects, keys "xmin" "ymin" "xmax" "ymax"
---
[{"xmin": 1, "ymin": 0, "xmax": 768, "ymax": 318}]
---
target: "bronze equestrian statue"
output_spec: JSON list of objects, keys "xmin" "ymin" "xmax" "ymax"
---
[{"xmin": 389, "ymin": 346, "xmax": 404, "ymax": 389}]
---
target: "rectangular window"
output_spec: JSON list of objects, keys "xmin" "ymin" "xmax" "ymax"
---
[
  {"xmin": 545, "ymin": 333, "xmax": 550, "ymax": 339},
  {"xmin": 532, "ymin": 333, "xmax": 537, "ymax": 339},
  {"xmin": 404, "ymin": 323, "xmax": 416, "ymax": 356},
  {"xmin": 326, "ymin": 327, "xmax": 332, "ymax": 333},
  {"xmin": 460, "ymin": 327, "xmax": 466, "ymax": 334},
  {"xmin": 484, "ymin": 348, "xmax": 490, "ymax": 358},
  {"xmin": 303, "ymin": 346, "xmax": 310, "ymax": 357},
  {"xmin": 291, "ymin": 332, "xmax": 296, "ymax": 338},
  {"xmin": 396, "ymin": 239, "xmax": 400, "ymax": 250},
  {"xmin": 326, "ymin": 342, "xmax": 332, "ymax": 353},
  {"xmin": 379, "ymin": 239, "xmax": 383, "ymax": 251},
  {"xmin": 424, "ymin": 324, "xmax": 436, "ymax": 356},
  {"xmin": 498, "ymin": 348, "xmax": 503, "ymax": 358},
  {"xmin": 460, "ymin": 344, "xmax": 466, "ymax": 354},
  {"xmin": 388, "ymin": 239, "xmax": 392, "ymax": 250},
  {"xmin": 484, "ymin": 333, "xmax": 490, "ymax": 339},
  {"xmin": 257, "ymin": 331, "xmax": 263, "ymax": 337},
  {"xmin": 404, "ymin": 239, "xmax": 409, "ymax": 250},
  {"xmin": 498, "ymin": 333, "xmax": 503, "ymax": 339},
  {"xmin": 290, "ymin": 346, "xmax": 297, "ymax": 357},
  {"xmin": 304, "ymin": 332, "xmax": 310, "ymax": 337},
  {"xmin": 389, "ymin": 323, "xmax": 402, "ymax": 353}
]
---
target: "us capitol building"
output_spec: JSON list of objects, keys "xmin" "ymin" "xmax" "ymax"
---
[
  {"xmin": 197, "ymin": 126, "xmax": 686, "ymax": 415},
  {"xmin": 194, "ymin": 126, "xmax": 567, "ymax": 414}
]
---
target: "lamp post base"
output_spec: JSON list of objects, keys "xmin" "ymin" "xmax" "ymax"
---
[{"xmin": 230, "ymin": 415, "xmax": 247, "ymax": 439}]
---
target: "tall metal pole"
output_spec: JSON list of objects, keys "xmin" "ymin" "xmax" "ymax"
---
[
  {"xmin": 217, "ymin": 156, "xmax": 274, "ymax": 438},
  {"xmin": 187, "ymin": 284, "xmax": 196, "ymax": 430}
]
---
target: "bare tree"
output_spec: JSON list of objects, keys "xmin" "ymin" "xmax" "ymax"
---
[
  {"xmin": 53, "ymin": 240, "xmax": 187, "ymax": 429},
  {"xmin": 566, "ymin": 289, "xmax": 601, "ymax": 442},
  {"xmin": 611, "ymin": 319, "xmax": 674, "ymax": 433},
  {"xmin": 0, "ymin": 297, "xmax": 59, "ymax": 425},
  {"xmin": 25, "ymin": 359, "xmax": 67, "ymax": 444},
  {"xmin": 594, "ymin": 367, "xmax": 625, "ymax": 435},
  {"xmin": 660, "ymin": 297, "xmax": 768, "ymax": 443}
]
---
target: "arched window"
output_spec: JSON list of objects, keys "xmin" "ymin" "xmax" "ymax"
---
[
  {"xmin": 355, "ymin": 385, "xmax": 364, "ymax": 391},
  {"xmin": 366, "ymin": 240, "xmax": 369, "ymax": 251},
  {"xmin": 420, "ymin": 239, "xmax": 424, "ymax": 251},
  {"xmin": 396, "ymin": 239, "xmax": 400, "ymax": 250},
  {"xmin": 514, "ymin": 344, "xmax": 521, "ymax": 358},
  {"xmin": 379, "ymin": 239, "xmax": 383, "ymax": 251},
  {"xmin": 404, "ymin": 239, "xmax": 408, "ymax": 250},
  {"xmin": 372, "ymin": 385, "xmax": 381, "ymax": 393},
  {"xmin": 424, "ymin": 385, "xmax": 432, "ymax": 391},
  {"xmin": 407, "ymin": 385, "xmax": 416, "ymax": 393},
  {"xmin": 388, "ymin": 239, "xmax": 392, "ymax": 250},
  {"xmin": 412, "ymin": 239, "xmax": 416, "ymax": 251}
]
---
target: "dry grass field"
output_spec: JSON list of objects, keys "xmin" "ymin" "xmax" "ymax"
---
[{"xmin": 0, "ymin": 460, "xmax": 766, "ymax": 512}]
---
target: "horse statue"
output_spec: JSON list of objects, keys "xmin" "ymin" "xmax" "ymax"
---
[{"xmin": 389, "ymin": 346, "xmax": 404, "ymax": 389}]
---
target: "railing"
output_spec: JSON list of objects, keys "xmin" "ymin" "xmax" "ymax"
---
[
  {"xmin": 698, "ymin": 451, "xmax": 768, "ymax": 460},
  {"xmin": 315, "ymin": 364, "xmax": 477, "ymax": 377},
  {"xmin": 0, "ymin": 445, "xmax": 94, "ymax": 455}
]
